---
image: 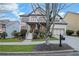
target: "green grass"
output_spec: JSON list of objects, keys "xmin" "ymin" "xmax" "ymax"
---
[
  {"xmin": 50, "ymin": 37, "xmax": 58, "ymax": 40},
  {"xmin": 0, "ymin": 38, "xmax": 23, "ymax": 42},
  {"xmin": 0, "ymin": 37, "xmax": 58, "ymax": 42},
  {"xmin": 0, "ymin": 45, "xmax": 35, "ymax": 52},
  {"xmin": 32, "ymin": 37, "xmax": 58, "ymax": 42},
  {"xmin": 32, "ymin": 39, "xmax": 45, "ymax": 42}
]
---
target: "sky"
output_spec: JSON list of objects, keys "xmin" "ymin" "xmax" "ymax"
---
[{"xmin": 0, "ymin": 3, "xmax": 79, "ymax": 21}]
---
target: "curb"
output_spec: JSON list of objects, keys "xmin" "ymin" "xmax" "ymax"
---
[{"xmin": 0, "ymin": 49, "xmax": 75, "ymax": 54}]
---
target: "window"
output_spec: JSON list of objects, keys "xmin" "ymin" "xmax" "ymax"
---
[
  {"xmin": 55, "ymin": 18, "xmax": 60, "ymax": 22},
  {"xmin": 2, "ymin": 24, "xmax": 6, "ymax": 28}
]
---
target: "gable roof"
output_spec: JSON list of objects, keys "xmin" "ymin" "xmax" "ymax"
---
[
  {"xmin": 20, "ymin": 7, "xmax": 46, "ymax": 17},
  {"xmin": 0, "ymin": 20, "xmax": 9, "ymax": 24},
  {"xmin": 64, "ymin": 11, "xmax": 79, "ymax": 19},
  {"xmin": 20, "ymin": 7, "xmax": 67, "ymax": 25},
  {"xmin": 63, "ymin": 12, "xmax": 79, "ymax": 31}
]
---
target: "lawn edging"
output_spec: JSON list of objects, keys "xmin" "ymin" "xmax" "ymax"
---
[{"xmin": 0, "ymin": 49, "xmax": 75, "ymax": 53}]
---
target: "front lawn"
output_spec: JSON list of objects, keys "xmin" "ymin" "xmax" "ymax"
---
[
  {"xmin": 50, "ymin": 37, "xmax": 58, "ymax": 40},
  {"xmin": 32, "ymin": 37, "xmax": 58, "ymax": 42},
  {"xmin": 0, "ymin": 45, "xmax": 35, "ymax": 52},
  {"xmin": 0, "ymin": 37, "xmax": 58, "ymax": 42},
  {"xmin": 0, "ymin": 38, "xmax": 23, "ymax": 42}
]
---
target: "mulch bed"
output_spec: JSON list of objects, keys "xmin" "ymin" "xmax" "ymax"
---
[{"xmin": 32, "ymin": 43, "xmax": 73, "ymax": 51}]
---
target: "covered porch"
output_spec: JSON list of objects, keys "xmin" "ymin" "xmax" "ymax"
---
[
  {"xmin": 26, "ymin": 22, "xmax": 46, "ymax": 40},
  {"xmin": 27, "ymin": 22, "xmax": 46, "ymax": 32}
]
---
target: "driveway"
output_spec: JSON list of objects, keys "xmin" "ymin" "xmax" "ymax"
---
[{"xmin": 64, "ymin": 36, "xmax": 79, "ymax": 51}]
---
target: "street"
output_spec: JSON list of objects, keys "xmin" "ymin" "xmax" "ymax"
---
[{"xmin": 0, "ymin": 51, "xmax": 79, "ymax": 56}]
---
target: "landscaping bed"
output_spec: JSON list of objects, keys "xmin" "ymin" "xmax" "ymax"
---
[
  {"xmin": 33, "ymin": 44, "xmax": 73, "ymax": 51},
  {"xmin": 0, "ymin": 38, "xmax": 23, "ymax": 42}
]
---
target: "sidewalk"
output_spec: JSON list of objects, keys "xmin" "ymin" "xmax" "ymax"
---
[{"xmin": 0, "ymin": 40, "xmax": 60, "ymax": 45}]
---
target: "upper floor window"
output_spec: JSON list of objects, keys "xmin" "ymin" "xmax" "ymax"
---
[{"xmin": 2, "ymin": 24, "xmax": 6, "ymax": 28}]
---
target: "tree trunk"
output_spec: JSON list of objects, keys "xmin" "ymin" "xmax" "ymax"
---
[{"xmin": 45, "ymin": 3, "xmax": 50, "ymax": 45}]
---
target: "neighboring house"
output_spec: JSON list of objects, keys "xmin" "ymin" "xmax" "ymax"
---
[
  {"xmin": 0, "ymin": 20, "xmax": 9, "ymax": 33},
  {"xmin": 0, "ymin": 20, "xmax": 20, "ymax": 38},
  {"xmin": 6, "ymin": 21, "xmax": 20, "ymax": 38},
  {"xmin": 64, "ymin": 12, "xmax": 79, "ymax": 34},
  {"xmin": 20, "ymin": 7, "xmax": 67, "ymax": 39}
]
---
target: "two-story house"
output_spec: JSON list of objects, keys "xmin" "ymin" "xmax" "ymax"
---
[{"xmin": 20, "ymin": 7, "xmax": 67, "ymax": 39}]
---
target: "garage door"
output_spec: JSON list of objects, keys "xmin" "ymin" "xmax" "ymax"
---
[{"xmin": 53, "ymin": 28, "xmax": 65, "ymax": 35}]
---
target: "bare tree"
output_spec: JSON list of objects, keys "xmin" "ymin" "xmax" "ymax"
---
[{"xmin": 31, "ymin": 3, "xmax": 73, "ymax": 45}]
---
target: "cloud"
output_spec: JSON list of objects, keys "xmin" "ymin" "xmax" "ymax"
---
[
  {"xmin": 0, "ymin": 3, "xmax": 19, "ymax": 16},
  {"xmin": 0, "ymin": 3, "xmax": 26, "ymax": 19},
  {"xmin": 77, "ymin": 11, "xmax": 79, "ymax": 13},
  {"xmin": 59, "ymin": 12, "xmax": 65, "ymax": 17},
  {"xmin": 0, "ymin": 3, "xmax": 18, "ymax": 13},
  {"xmin": 18, "ymin": 12, "xmax": 25, "ymax": 15},
  {"xmin": 0, "ymin": 17, "xmax": 18, "ymax": 21},
  {"xmin": 0, "ymin": 3, "xmax": 20, "ymax": 20}
]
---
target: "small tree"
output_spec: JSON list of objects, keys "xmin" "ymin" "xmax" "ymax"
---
[
  {"xmin": 66, "ymin": 30, "xmax": 74, "ymax": 36},
  {"xmin": 76, "ymin": 30, "xmax": 79, "ymax": 36},
  {"xmin": 1, "ymin": 32, "xmax": 7, "ymax": 39},
  {"xmin": 31, "ymin": 3, "xmax": 73, "ymax": 45}
]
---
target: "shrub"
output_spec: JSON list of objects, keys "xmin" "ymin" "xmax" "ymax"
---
[
  {"xmin": 38, "ymin": 32, "xmax": 45, "ymax": 39},
  {"xmin": 15, "ymin": 32, "xmax": 20, "ymax": 38},
  {"xmin": 12, "ymin": 30, "xmax": 17, "ymax": 38},
  {"xmin": 76, "ymin": 30, "xmax": 79, "ymax": 36},
  {"xmin": 66, "ymin": 30, "xmax": 74, "ymax": 36},
  {"xmin": 12, "ymin": 30, "xmax": 23, "ymax": 40},
  {"xmin": 20, "ymin": 29, "xmax": 27, "ymax": 39},
  {"xmin": 12, "ymin": 29, "xmax": 27, "ymax": 39},
  {"xmin": 33, "ymin": 31, "xmax": 45, "ymax": 39},
  {"xmin": 33, "ymin": 30, "xmax": 39, "ymax": 39}
]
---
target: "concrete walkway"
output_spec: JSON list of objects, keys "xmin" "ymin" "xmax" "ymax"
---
[{"xmin": 0, "ymin": 40, "xmax": 60, "ymax": 45}]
